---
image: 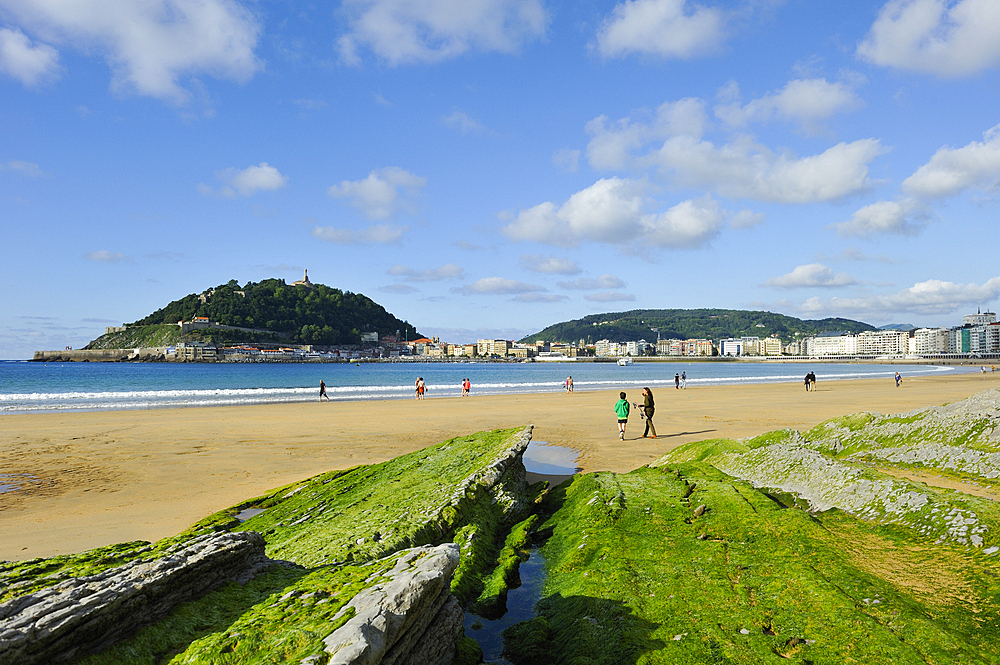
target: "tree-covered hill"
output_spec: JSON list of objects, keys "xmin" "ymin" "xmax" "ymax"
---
[
  {"xmin": 520, "ymin": 308, "xmax": 877, "ymax": 345},
  {"xmin": 120, "ymin": 278, "xmax": 419, "ymax": 346}
]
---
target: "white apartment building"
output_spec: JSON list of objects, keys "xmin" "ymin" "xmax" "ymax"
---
[
  {"xmin": 963, "ymin": 311, "xmax": 997, "ymax": 327},
  {"xmin": 477, "ymin": 339, "xmax": 512, "ymax": 356},
  {"xmin": 913, "ymin": 328, "xmax": 950, "ymax": 354},
  {"xmin": 970, "ymin": 323, "xmax": 1000, "ymax": 354},
  {"xmin": 804, "ymin": 334, "xmax": 858, "ymax": 356},
  {"xmin": 856, "ymin": 330, "xmax": 908, "ymax": 356}
]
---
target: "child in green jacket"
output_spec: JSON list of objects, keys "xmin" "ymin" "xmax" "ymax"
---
[{"xmin": 614, "ymin": 391, "xmax": 630, "ymax": 440}]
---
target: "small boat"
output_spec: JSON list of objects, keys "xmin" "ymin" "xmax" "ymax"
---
[{"xmin": 617, "ymin": 357, "xmax": 633, "ymax": 366}]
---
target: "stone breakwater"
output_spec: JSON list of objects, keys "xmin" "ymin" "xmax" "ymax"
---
[
  {"xmin": 321, "ymin": 544, "xmax": 462, "ymax": 665},
  {"xmin": 0, "ymin": 531, "xmax": 271, "ymax": 665}
]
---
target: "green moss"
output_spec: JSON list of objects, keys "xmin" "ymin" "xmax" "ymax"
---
[
  {"xmin": 742, "ymin": 429, "xmax": 799, "ymax": 449},
  {"xmin": 453, "ymin": 634, "xmax": 484, "ymax": 665},
  {"xmin": 471, "ymin": 513, "xmax": 540, "ymax": 618},
  {"xmin": 653, "ymin": 438, "xmax": 747, "ymax": 464},
  {"xmin": 504, "ymin": 464, "xmax": 1000, "ymax": 665}
]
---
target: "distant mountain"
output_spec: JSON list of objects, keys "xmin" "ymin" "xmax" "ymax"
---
[
  {"xmin": 520, "ymin": 309, "xmax": 877, "ymax": 345},
  {"xmin": 878, "ymin": 323, "xmax": 917, "ymax": 331},
  {"xmin": 89, "ymin": 278, "xmax": 419, "ymax": 348}
]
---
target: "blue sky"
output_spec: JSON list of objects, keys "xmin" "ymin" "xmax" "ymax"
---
[{"xmin": 2, "ymin": 0, "xmax": 1000, "ymax": 358}]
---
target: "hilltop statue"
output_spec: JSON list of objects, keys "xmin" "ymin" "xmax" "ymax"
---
[{"xmin": 292, "ymin": 269, "xmax": 313, "ymax": 289}]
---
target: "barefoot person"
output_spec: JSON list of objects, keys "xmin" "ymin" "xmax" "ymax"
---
[
  {"xmin": 319, "ymin": 380, "xmax": 329, "ymax": 402},
  {"xmin": 641, "ymin": 387, "xmax": 657, "ymax": 438},
  {"xmin": 415, "ymin": 377, "xmax": 425, "ymax": 400},
  {"xmin": 565, "ymin": 376, "xmax": 574, "ymax": 393},
  {"xmin": 614, "ymin": 392, "xmax": 630, "ymax": 440}
]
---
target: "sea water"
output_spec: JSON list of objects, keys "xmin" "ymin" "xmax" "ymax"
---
[{"xmin": 0, "ymin": 360, "xmax": 959, "ymax": 413}]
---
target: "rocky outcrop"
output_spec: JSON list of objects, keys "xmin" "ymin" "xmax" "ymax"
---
[
  {"xmin": 0, "ymin": 531, "xmax": 271, "ymax": 665},
  {"xmin": 321, "ymin": 543, "xmax": 463, "ymax": 665}
]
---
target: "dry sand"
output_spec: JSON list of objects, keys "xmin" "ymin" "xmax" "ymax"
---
[{"xmin": 2, "ymin": 369, "xmax": 1000, "ymax": 561}]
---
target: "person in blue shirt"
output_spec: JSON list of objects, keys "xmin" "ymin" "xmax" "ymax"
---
[{"xmin": 614, "ymin": 391, "xmax": 630, "ymax": 440}]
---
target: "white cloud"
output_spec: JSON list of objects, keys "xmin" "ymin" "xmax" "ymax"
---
[
  {"xmin": 857, "ymin": 0, "xmax": 1000, "ymax": 77},
  {"xmin": 512, "ymin": 293, "xmax": 569, "ymax": 303},
  {"xmin": 552, "ymin": 148, "xmax": 580, "ymax": 173},
  {"xmin": 800, "ymin": 275, "xmax": 1000, "ymax": 317},
  {"xmin": 85, "ymin": 250, "xmax": 127, "ymax": 262},
  {"xmin": 557, "ymin": 274, "xmax": 626, "ymax": 290},
  {"xmin": 328, "ymin": 167, "xmax": 426, "ymax": 220},
  {"xmin": 902, "ymin": 124, "xmax": 1000, "ymax": 198},
  {"xmin": 0, "ymin": 26, "xmax": 60, "ymax": 86},
  {"xmin": 518, "ymin": 254, "xmax": 581, "ymax": 274},
  {"xmin": 310, "ymin": 223, "xmax": 408, "ymax": 244},
  {"xmin": 586, "ymin": 101, "xmax": 885, "ymax": 203},
  {"xmin": 452, "ymin": 277, "xmax": 545, "ymax": 295},
  {"xmin": 0, "ymin": 0, "xmax": 261, "ymax": 102},
  {"xmin": 503, "ymin": 178, "xmax": 725, "ymax": 249},
  {"xmin": 585, "ymin": 291, "xmax": 636, "ymax": 302},
  {"xmin": 765, "ymin": 263, "xmax": 858, "ymax": 289},
  {"xmin": 832, "ymin": 198, "xmax": 929, "ymax": 238},
  {"xmin": 595, "ymin": 0, "xmax": 724, "ymax": 59},
  {"xmin": 714, "ymin": 78, "xmax": 862, "ymax": 130},
  {"xmin": 388, "ymin": 264, "xmax": 464, "ymax": 281},
  {"xmin": 199, "ymin": 162, "xmax": 287, "ymax": 198},
  {"xmin": 443, "ymin": 109, "xmax": 484, "ymax": 134},
  {"xmin": 338, "ymin": 0, "xmax": 548, "ymax": 66},
  {"xmin": 1, "ymin": 160, "xmax": 43, "ymax": 176},
  {"xmin": 641, "ymin": 195, "xmax": 725, "ymax": 248}
]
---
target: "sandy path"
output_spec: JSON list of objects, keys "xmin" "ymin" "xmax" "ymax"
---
[{"xmin": 2, "ymin": 370, "xmax": 999, "ymax": 560}]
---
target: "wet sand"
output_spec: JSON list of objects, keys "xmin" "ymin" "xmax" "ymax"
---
[{"xmin": 2, "ymin": 370, "xmax": 999, "ymax": 560}]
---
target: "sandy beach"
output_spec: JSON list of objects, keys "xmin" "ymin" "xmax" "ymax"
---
[{"xmin": 2, "ymin": 369, "xmax": 999, "ymax": 561}]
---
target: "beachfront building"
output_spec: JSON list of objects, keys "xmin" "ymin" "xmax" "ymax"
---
[
  {"xmin": 970, "ymin": 323, "xmax": 1000, "ymax": 355},
  {"xmin": 759, "ymin": 337, "xmax": 782, "ymax": 356},
  {"xmin": 913, "ymin": 328, "xmax": 950, "ymax": 355},
  {"xmin": 477, "ymin": 339, "xmax": 512, "ymax": 357},
  {"xmin": 656, "ymin": 338, "xmax": 713, "ymax": 356},
  {"xmin": 595, "ymin": 339, "xmax": 625, "ymax": 357},
  {"xmin": 804, "ymin": 333, "xmax": 858, "ymax": 357},
  {"xmin": 963, "ymin": 311, "xmax": 997, "ymax": 327},
  {"xmin": 856, "ymin": 330, "xmax": 909, "ymax": 356},
  {"xmin": 719, "ymin": 339, "xmax": 743, "ymax": 356},
  {"xmin": 950, "ymin": 328, "xmax": 972, "ymax": 354}
]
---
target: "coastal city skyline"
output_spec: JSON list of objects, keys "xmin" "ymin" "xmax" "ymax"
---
[{"xmin": 3, "ymin": 0, "xmax": 1000, "ymax": 360}]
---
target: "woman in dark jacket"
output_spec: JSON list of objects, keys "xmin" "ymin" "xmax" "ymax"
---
[{"xmin": 641, "ymin": 387, "xmax": 656, "ymax": 438}]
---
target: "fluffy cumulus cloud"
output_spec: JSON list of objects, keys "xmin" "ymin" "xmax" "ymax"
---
[
  {"xmin": 338, "ymin": 0, "xmax": 548, "ymax": 65},
  {"xmin": 585, "ymin": 99, "xmax": 884, "ymax": 203},
  {"xmin": 452, "ymin": 277, "xmax": 546, "ymax": 295},
  {"xmin": 0, "ymin": 0, "xmax": 261, "ymax": 101},
  {"xmin": 557, "ymin": 274, "xmax": 626, "ymax": 290},
  {"xmin": 198, "ymin": 162, "xmax": 287, "ymax": 198},
  {"xmin": 832, "ymin": 199, "xmax": 929, "ymax": 238},
  {"xmin": 85, "ymin": 250, "xmax": 127, "ymax": 262},
  {"xmin": 595, "ymin": 0, "xmax": 724, "ymax": 59},
  {"xmin": 714, "ymin": 78, "xmax": 863, "ymax": 130},
  {"xmin": 902, "ymin": 124, "xmax": 1000, "ymax": 198},
  {"xmin": 857, "ymin": 0, "xmax": 1000, "ymax": 77},
  {"xmin": 328, "ymin": 167, "xmax": 426, "ymax": 220},
  {"xmin": 310, "ymin": 223, "xmax": 407, "ymax": 244},
  {"xmin": 518, "ymin": 254, "xmax": 580, "ymax": 274},
  {"xmin": 765, "ymin": 263, "xmax": 858, "ymax": 289},
  {"xmin": 0, "ymin": 26, "xmax": 60, "ymax": 86},
  {"xmin": 800, "ymin": 275, "xmax": 1000, "ymax": 317},
  {"xmin": 388, "ymin": 263, "xmax": 464, "ymax": 281},
  {"xmin": 503, "ymin": 178, "xmax": 729, "ymax": 250}
]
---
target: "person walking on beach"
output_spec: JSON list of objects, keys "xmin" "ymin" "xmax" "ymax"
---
[
  {"xmin": 895, "ymin": 372, "xmax": 902, "ymax": 387},
  {"xmin": 807, "ymin": 372, "xmax": 816, "ymax": 391},
  {"xmin": 614, "ymin": 392, "xmax": 630, "ymax": 440},
  {"xmin": 462, "ymin": 378, "xmax": 471, "ymax": 396},
  {"xmin": 565, "ymin": 376, "xmax": 574, "ymax": 393},
  {"xmin": 681, "ymin": 371, "xmax": 687, "ymax": 389},
  {"xmin": 319, "ymin": 380, "xmax": 329, "ymax": 402},
  {"xmin": 804, "ymin": 373, "xmax": 811, "ymax": 392},
  {"xmin": 641, "ymin": 387, "xmax": 656, "ymax": 438},
  {"xmin": 675, "ymin": 373, "xmax": 680, "ymax": 389},
  {"xmin": 415, "ymin": 377, "xmax": 425, "ymax": 400}
]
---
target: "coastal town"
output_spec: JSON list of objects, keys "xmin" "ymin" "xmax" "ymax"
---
[{"xmin": 37, "ymin": 308, "xmax": 998, "ymax": 363}]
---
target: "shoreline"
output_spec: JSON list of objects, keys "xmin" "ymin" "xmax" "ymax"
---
[{"xmin": 2, "ymin": 370, "xmax": 1000, "ymax": 561}]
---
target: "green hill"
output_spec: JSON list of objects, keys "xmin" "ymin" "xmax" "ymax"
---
[
  {"xmin": 521, "ymin": 308, "xmax": 877, "ymax": 345},
  {"xmin": 87, "ymin": 278, "xmax": 419, "ymax": 348}
]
